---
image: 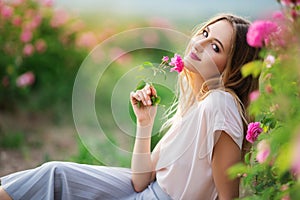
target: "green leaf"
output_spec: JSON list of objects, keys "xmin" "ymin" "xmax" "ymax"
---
[
  {"xmin": 244, "ymin": 152, "xmax": 251, "ymax": 165},
  {"xmin": 135, "ymin": 80, "xmax": 146, "ymax": 91},
  {"xmin": 274, "ymin": 143, "xmax": 292, "ymax": 175},
  {"xmin": 241, "ymin": 60, "xmax": 263, "ymax": 78},
  {"xmin": 152, "ymin": 83, "xmax": 175, "ymax": 107},
  {"xmin": 151, "ymin": 95, "xmax": 161, "ymax": 105},
  {"xmin": 228, "ymin": 163, "xmax": 249, "ymax": 179},
  {"xmin": 142, "ymin": 61, "xmax": 154, "ymax": 68}
]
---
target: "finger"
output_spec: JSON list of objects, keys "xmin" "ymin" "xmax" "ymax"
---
[
  {"xmin": 139, "ymin": 88, "xmax": 151, "ymax": 106},
  {"xmin": 130, "ymin": 91, "xmax": 141, "ymax": 103},
  {"xmin": 135, "ymin": 90, "xmax": 148, "ymax": 106},
  {"xmin": 142, "ymin": 86, "xmax": 152, "ymax": 106},
  {"xmin": 145, "ymin": 83, "xmax": 151, "ymax": 95},
  {"xmin": 150, "ymin": 86, "xmax": 157, "ymax": 97}
]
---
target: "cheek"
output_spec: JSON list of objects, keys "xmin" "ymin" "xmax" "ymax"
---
[
  {"xmin": 184, "ymin": 54, "xmax": 222, "ymax": 80},
  {"xmin": 214, "ymin": 56, "xmax": 227, "ymax": 73}
]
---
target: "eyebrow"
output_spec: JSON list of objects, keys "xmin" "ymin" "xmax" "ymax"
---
[{"xmin": 206, "ymin": 26, "xmax": 225, "ymax": 52}]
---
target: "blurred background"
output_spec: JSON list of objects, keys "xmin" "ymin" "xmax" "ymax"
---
[{"xmin": 0, "ymin": 0, "xmax": 279, "ymax": 176}]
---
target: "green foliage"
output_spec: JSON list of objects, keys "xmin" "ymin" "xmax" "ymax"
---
[
  {"xmin": 241, "ymin": 60, "xmax": 262, "ymax": 78},
  {"xmin": 71, "ymin": 138, "xmax": 104, "ymax": 165},
  {"xmin": 0, "ymin": 131, "xmax": 25, "ymax": 149},
  {"xmin": 230, "ymin": 1, "xmax": 300, "ymax": 198},
  {"xmin": 0, "ymin": 0, "xmax": 88, "ymax": 111}
]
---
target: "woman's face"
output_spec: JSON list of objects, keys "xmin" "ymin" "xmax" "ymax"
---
[{"xmin": 184, "ymin": 19, "xmax": 233, "ymax": 80}]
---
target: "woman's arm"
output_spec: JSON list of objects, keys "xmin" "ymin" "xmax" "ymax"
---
[
  {"xmin": 130, "ymin": 84, "xmax": 157, "ymax": 192},
  {"xmin": 212, "ymin": 131, "xmax": 241, "ymax": 200}
]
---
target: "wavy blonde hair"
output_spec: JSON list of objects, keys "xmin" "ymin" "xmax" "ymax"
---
[{"xmin": 161, "ymin": 14, "xmax": 260, "ymax": 151}]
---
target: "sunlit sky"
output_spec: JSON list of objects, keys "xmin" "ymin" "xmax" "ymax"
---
[{"xmin": 55, "ymin": 0, "xmax": 280, "ymax": 22}]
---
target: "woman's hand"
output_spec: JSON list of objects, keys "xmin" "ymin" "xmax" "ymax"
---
[{"xmin": 130, "ymin": 83, "xmax": 158, "ymax": 127}]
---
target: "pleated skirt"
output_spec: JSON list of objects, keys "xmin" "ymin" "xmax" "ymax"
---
[{"xmin": 0, "ymin": 161, "xmax": 172, "ymax": 200}]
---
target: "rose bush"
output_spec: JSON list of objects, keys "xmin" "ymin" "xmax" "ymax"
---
[
  {"xmin": 229, "ymin": 0, "xmax": 300, "ymax": 199},
  {"xmin": 0, "ymin": 0, "xmax": 94, "ymax": 111}
]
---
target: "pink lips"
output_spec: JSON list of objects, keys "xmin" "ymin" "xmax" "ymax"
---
[{"xmin": 190, "ymin": 52, "xmax": 201, "ymax": 61}]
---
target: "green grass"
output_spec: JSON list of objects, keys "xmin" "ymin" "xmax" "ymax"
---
[{"xmin": 0, "ymin": 131, "xmax": 25, "ymax": 149}]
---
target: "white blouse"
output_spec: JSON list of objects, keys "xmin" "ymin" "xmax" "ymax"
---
[{"xmin": 152, "ymin": 90, "xmax": 243, "ymax": 200}]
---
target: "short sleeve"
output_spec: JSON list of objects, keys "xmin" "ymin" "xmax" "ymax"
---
[{"xmin": 198, "ymin": 90, "xmax": 244, "ymax": 161}]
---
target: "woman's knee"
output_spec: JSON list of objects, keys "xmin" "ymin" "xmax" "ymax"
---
[{"xmin": 40, "ymin": 161, "xmax": 69, "ymax": 174}]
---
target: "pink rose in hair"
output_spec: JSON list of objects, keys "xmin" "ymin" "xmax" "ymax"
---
[
  {"xmin": 247, "ymin": 20, "xmax": 278, "ymax": 47},
  {"xmin": 246, "ymin": 122, "xmax": 263, "ymax": 143},
  {"xmin": 169, "ymin": 54, "xmax": 184, "ymax": 73}
]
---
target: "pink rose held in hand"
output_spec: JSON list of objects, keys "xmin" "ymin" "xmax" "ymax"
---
[
  {"xmin": 169, "ymin": 54, "xmax": 184, "ymax": 73},
  {"xmin": 246, "ymin": 122, "xmax": 263, "ymax": 143}
]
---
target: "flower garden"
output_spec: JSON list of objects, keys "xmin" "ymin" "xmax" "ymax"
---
[{"xmin": 1, "ymin": 0, "xmax": 300, "ymax": 199}]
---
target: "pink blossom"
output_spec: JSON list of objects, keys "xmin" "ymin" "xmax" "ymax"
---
[
  {"xmin": 12, "ymin": 0, "xmax": 25, "ymax": 6},
  {"xmin": 29, "ymin": 13, "xmax": 42, "ymax": 29},
  {"xmin": 50, "ymin": 9, "xmax": 69, "ymax": 28},
  {"xmin": 40, "ymin": 0, "xmax": 54, "ymax": 7},
  {"xmin": 109, "ymin": 47, "xmax": 132, "ymax": 64},
  {"xmin": 291, "ymin": 9, "xmax": 299, "ymax": 19},
  {"xmin": 20, "ymin": 29, "xmax": 33, "ymax": 43},
  {"xmin": 169, "ymin": 54, "xmax": 184, "ymax": 73},
  {"xmin": 292, "ymin": 133, "xmax": 300, "ymax": 178},
  {"xmin": 109, "ymin": 47, "xmax": 126, "ymax": 60},
  {"xmin": 281, "ymin": 195, "xmax": 291, "ymax": 200},
  {"xmin": 76, "ymin": 31, "xmax": 98, "ymax": 49},
  {"xmin": 256, "ymin": 140, "xmax": 270, "ymax": 163},
  {"xmin": 12, "ymin": 15, "xmax": 22, "ymax": 26},
  {"xmin": 281, "ymin": 0, "xmax": 300, "ymax": 6},
  {"xmin": 272, "ymin": 11, "xmax": 285, "ymax": 21},
  {"xmin": 265, "ymin": 85, "xmax": 273, "ymax": 94},
  {"xmin": 265, "ymin": 54, "xmax": 275, "ymax": 68},
  {"xmin": 162, "ymin": 56, "xmax": 169, "ymax": 62},
  {"xmin": 281, "ymin": 184, "xmax": 289, "ymax": 191},
  {"xmin": 246, "ymin": 122, "xmax": 263, "ymax": 143},
  {"xmin": 23, "ymin": 44, "xmax": 35, "ymax": 56},
  {"xmin": 16, "ymin": 71, "xmax": 35, "ymax": 87},
  {"xmin": 247, "ymin": 20, "xmax": 279, "ymax": 47},
  {"xmin": 1, "ymin": 5, "xmax": 13, "ymax": 18},
  {"xmin": 249, "ymin": 90, "xmax": 260, "ymax": 102},
  {"xmin": 35, "ymin": 39, "xmax": 47, "ymax": 53}
]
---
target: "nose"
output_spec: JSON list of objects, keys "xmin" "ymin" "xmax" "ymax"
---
[{"xmin": 193, "ymin": 38, "xmax": 209, "ymax": 53}]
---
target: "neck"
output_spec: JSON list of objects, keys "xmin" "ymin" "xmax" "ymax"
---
[{"xmin": 189, "ymin": 72, "xmax": 205, "ymax": 96}]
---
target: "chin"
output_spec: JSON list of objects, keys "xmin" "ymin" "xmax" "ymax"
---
[{"xmin": 183, "ymin": 61, "xmax": 197, "ymax": 74}]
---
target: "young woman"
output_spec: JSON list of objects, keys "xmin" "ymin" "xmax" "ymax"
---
[{"xmin": 0, "ymin": 13, "xmax": 260, "ymax": 200}]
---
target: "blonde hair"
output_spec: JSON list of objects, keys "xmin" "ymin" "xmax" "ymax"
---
[{"xmin": 161, "ymin": 14, "xmax": 260, "ymax": 150}]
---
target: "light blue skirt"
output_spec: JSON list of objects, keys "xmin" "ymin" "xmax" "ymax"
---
[{"xmin": 0, "ymin": 161, "xmax": 172, "ymax": 200}]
